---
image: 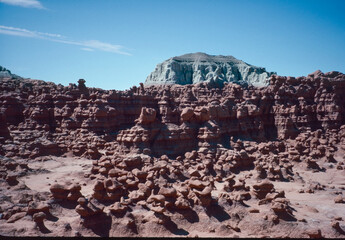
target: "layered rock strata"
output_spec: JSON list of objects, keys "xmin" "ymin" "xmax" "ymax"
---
[
  {"xmin": 0, "ymin": 70, "xmax": 344, "ymax": 158},
  {"xmin": 145, "ymin": 52, "xmax": 276, "ymax": 87}
]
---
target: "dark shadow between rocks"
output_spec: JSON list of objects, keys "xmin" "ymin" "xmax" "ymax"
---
[
  {"xmin": 82, "ymin": 213, "xmax": 112, "ymax": 237},
  {"xmin": 7, "ymin": 179, "xmax": 19, "ymax": 186},
  {"xmin": 289, "ymin": 206, "xmax": 297, "ymax": 212},
  {"xmin": 239, "ymin": 201, "xmax": 250, "ymax": 208},
  {"xmin": 56, "ymin": 200, "xmax": 78, "ymax": 210},
  {"xmin": 37, "ymin": 222, "xmax": 51, "ymax": 234},
  {"xmin": 276, "ymin": 212, "xmax": 297, "ymax": 222},
  {"xmin": 111, "ymin": 211, "xmax": 127, "ymax": 218},
  {"xmin": 46, "ymin": 212, "xmax": 59, "ymax": 222},
  {"xmin": 333, "ymin": 224, "xmax": 345, "ymax": 235},
  {"xmin": 205, "ymin": 204, "xmax": 230, "ymax": 222},
  {"xmin": 172, "ymin": 209, "xmax": 199, "ymax": 223},
  {"xmin": 162, "ymin": 216, "xmax": 189, "ymax": 236}
]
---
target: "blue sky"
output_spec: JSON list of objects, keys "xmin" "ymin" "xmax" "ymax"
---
[{"xmin": 0, "ymin": 0, "xmax": 344, "ymax": 90}]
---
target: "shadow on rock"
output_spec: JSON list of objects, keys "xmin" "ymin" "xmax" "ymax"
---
[
  {"xmin": 36, "ymin": 222, "xmax": 52, "ymax": 234},
  {"xmin": 57, "ymin": 200, "xmax": 78, "ymax": 210},
  {"xmin": 205, "ymin": 204, "xmax": 230, "ymax": 222},
  {"xmin": 173, "ymin": 208, "xmax": 199, "ymax": 223},
  {"xmin": 162, "ymin": 216, "xmax": 189, "ymax": 236},
  {"xmin": 276, "ymin": 212, "xmax": 297, "ymax": 222},
  {"xmin": 82, "ymin": 212, "xmax": 112, "ymax": 237},
  {"xmin": 46, "ymin": 212, "xmax": 59, "ymax": 222}
]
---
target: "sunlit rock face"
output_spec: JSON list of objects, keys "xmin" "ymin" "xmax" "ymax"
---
[
  {"xmin": 145, "ymin": 52, "xmax": 276, "ymax": 87},
  {"xmin": 0, "ymin": 65, "xmax": 21, "ymax": 79}
]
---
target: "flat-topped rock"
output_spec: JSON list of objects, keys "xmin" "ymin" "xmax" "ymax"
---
[{"xmin": 145, "ymin": 52, "xmax": 276, "ymax": 87}]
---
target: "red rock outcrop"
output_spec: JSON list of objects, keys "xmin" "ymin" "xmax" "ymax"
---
[
  {"xmin": 0, "ymin": 70, "xmax": 344, "ymax": 159},
  {"xmin": 1, "ymin": 70, "xmax": 345, "ymax": 238}
]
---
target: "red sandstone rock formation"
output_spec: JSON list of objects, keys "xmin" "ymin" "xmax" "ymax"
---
[
  {"xmin": 0, "ymin": 70, "xmax": 345, "ymax": 238},
  {"xmin": 0, "ymin": 71, "xmax": 344, "ymax": 159}
]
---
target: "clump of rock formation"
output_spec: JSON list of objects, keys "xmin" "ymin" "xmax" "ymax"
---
[{"xmin": 0, "ymin": 59, "xmax": 344, "ymax": 238}]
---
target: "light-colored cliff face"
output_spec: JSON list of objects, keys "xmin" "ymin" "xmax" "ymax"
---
[
  {"xmin": 145, "ymin": 52, "xmax": 276, "ymax": 87},
  {"xmin": 0, "ymin": 66, "xmax": 21, "ymax": 79}
]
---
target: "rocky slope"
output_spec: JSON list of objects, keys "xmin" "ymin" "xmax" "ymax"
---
[
  {"xmin": 145, "ymin": 53, "xmax": 276, "ymax": 87},
  {"xmin": 0, "ymin": 67, "xmax": 344, "ymax": 238}
]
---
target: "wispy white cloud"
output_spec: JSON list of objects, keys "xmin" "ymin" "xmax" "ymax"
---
[
  {"xmin": 0, "ymin": 25, "xmax": 131, "ymax": 55},
  {"xmin": 81, "ymin": 47, "xmax": 95, "ymax": 52},
  {"xmin": 0, "ymin": 25, "xmax": 62, "ymax": 38},
  {"xmin": 0, "ymin": 0, "xmax": 45, "ymax": 9},
  {"xmin": 82, "ymin": 40, "xmax": 130, "ymax": 55}
]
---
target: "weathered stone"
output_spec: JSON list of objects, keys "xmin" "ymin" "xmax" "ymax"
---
[
  {"xmin": 33, "ymin": 212, "xmax": 46, "ymax": 223},
  {"xmin": 145, "ymin": 52, "xmax": 275, "ymax": 87}
]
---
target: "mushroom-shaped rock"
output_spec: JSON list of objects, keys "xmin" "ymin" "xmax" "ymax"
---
[
  {"xmin": 194, "ymin": 186, "xmax": 213, "ymax": 207},
  {"xmin": 188, "ymin": 168, "xmax": 201, "ymax": 177},
  {"xmin": 77, "ymin": 197, "xmax": 87, "ymax": 206},
  {"xmin": 126, "ymin": 178, "xmax": 139, "ymax": 188},
  {"xmin": 189, "ymin": 179, "xmax": 206, "ymax": 190},
  {"xmin": 69, "ymin": 184, "xmax": 82, "ymax": 192},
  {"xmin": 132, "ymin": 168, "xmax": 148, "ymax": 180},
  {"xmin": 108, "ymin": 169, "xmax": 117, "ymax": 178},
  {"xmin": 252, "ymin": 180, "xmax": 274, "ymax": 199},
  {"xmin": 151, "ymin": 205, "xmax": 165, "ymax": 214},
  {"xmin": 109, "ymin": 202, "xmax": 128, "ymax": 214},
  {"xmin": 93, "ymin": 180, "xmax": 105, "ymax": 191},
  {"xmin": 238, "ymin": 191, "xmax": 252, "ymax": 201},
  {"xmin": 158, "ymin": 187, "xmax": 177, "ymax": 198},
  {"xmin": 50, "ymin": 183, "xmax": 69, "ymax": 200},
  {"xmin": 67, "ymin": 184, "xmax": 83, "ymax": 201},
  {"xmin": 6, "ymin": 172, "xmax": 18, "ymax": 185},
  {"xmin": 128, "ymin": 190, "xmax": 146, "ymax": 202},
  {"xmin": 135, "ymin": 107, "xmax": 156, "ymax": 124},
  {"xmin": 306, "ymin": 229, "xmax": 322, "ymax": 238},
  {"xmin": 138, "ymin": 183, "xmax": 151, "ymax": 196},
  {"xmin": 271, "ymin": 198, "xmax": 293, "ymax": 217},
  {"xmin": 104, "ymin": 178, "xmax": 122, "ymax": 192},
  {"xmin": 27, "ymin": 201, "xmax": 51, "ymax": 215},
  {"xmin": 334, "ymin": 195, "xmax": 344, "ymax": 203},
  {"xmin": 177, "ymin": 185, "xmax": 189, "ymax": 197},
  {"xmin": 147, "ymin": 191, "xmax": 166, "ymax": 213},
  {"xmin": 75, "ymin": 205, "xmax": 91, "ymax": 218},
  {"xmin": 175, "ymin": 197, "xmax": 191, "ymax": 209},
  {"xmin": 75, "ymin": 198, "xmax": 104, "ymax": 218},
  {"xmin": 33, "ymin": 212, "xmax": 46, "ymax": 223},
  {"xmin": 198, "ymin": 186, "xmax": 212, "ymax": 196},
  {"xmin": 223, "ymin": 176, "xmax": 236, "ymax": 192},
  {"xmin": 194, "ymin": 106, "xmax": 210, "ymax": 122},
  {"xmin": 265, "ymin": 191, "xmax": 285, "ymax": 201},
  {"xmin": 271, "ymin": 202, "xmax": 287, "ymax": 214},
  {"xmin": 92, "ymin": 180, "xmax": 106, "ymax": 200},
  {"xmin": 147, "ymin": 194, "xmax": 166, "ymax": 204},
  {"xmin": 124, "ymin": 155, "xmax": 142, "ymax": 168},
  {"xmin": 331, "ymin": 221, "xmax": 345, "ymax": 234},
  {"xmin": 181, "ymin": 107, "xmax": 194, "ymax": 122},
  {"xmin": 108, "ymin": 168, "xmax": 128, "ymax": 178}
]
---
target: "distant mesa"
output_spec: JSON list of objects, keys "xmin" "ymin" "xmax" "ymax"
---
[
  {"xmin": 0, "ymin": 65, "xmax": 22, "ymax": 79},
  {"xmin": 145, "ymin": 52, "xmax": 276, "ymax": 87}
]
